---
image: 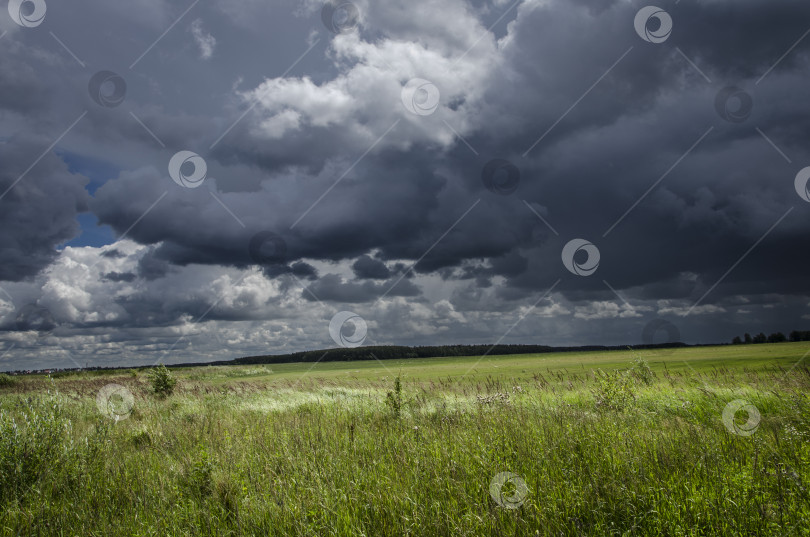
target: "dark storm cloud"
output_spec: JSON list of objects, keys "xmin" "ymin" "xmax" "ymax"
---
[
  {"xmin": 261, "ymin": 261, "xmax": 319, "ymax": 280},
  {"xmin": 57, "ymin": 0, "xmax": 810, "ymax": 309},
  {"xmin": 90, "ymin": 149, "xmax": 450, "ymax": 266},
  {"xmin": 457, "ymin": 0, "xmax": 810, "ymax": 303},
  {"xmin": 101, "ymin": 249, "xmax": 126, "ymax": 259},
  {"xmin": 317, "ymin": 3, "xmax": 807, "ymax": 300},
  {"xmin": 0, "ymin": 48, "xmax": 50, "ymax": 114},
  {"xmin": 352, "ymin": 255, "xmax": 391, "ymax": 279},
  {"xmin": 437, "ymin": 251, "xmax": 529, "ymax": 291},
  {"xmin": 101, "ymin": 271, "xmax": 137, "ymax": 283},
  {"xmin": 673, "ymin": 0, "xmax": 810, "ymax": 80},
  {"xmin": 0, "ymin": 138, "xmax": 89, "ymax": 281},
  {"xmin": 136, "ymin": 246, "xmax": 174, "ymax": 280},
  {"xmin": 290, "ymin": 261, "xmax": 318, "ymax": 279},
  {"xmin": 303, "ymin": 273, "xmax": 421, "ymax": 303}
]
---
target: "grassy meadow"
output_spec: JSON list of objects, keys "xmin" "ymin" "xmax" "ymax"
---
[{"xmin": 1, "ymin": 342, "xmax": 809, "ymax": 536}]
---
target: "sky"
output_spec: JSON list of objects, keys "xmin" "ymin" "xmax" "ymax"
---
[{"xmin": 1, "ymin": 0, "xmax": 809, "ymax": 370}]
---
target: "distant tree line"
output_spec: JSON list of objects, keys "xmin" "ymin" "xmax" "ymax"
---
[
  {"xmin": 231, "ymin": 342, "xmax": 689, "ymax": 366},
  {"xmin": 233, "ymin": 344, "xmax": 558, "ymax": 365},
  {"xmin": 731, "ymin": 331, "xmax": 810, "ymax": 345}
]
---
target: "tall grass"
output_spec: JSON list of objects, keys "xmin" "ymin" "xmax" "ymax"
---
[{"xmin": 0, "ymin": 362, "xmax": 807, "ymax": 536}]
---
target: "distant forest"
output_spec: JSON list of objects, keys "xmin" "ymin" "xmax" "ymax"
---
[
  {"xmin": 731, "ymin": 331, "xmax": 810, "ymax": 345},
  {"xmin": 228, "ymin": 342, "xmax": 690, "ymax": 366}
]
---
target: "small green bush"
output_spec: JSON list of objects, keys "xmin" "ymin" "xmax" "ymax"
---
[
  {"xmin": 385, "ymin": 375, "xmax": 402, "ymax": 418},
  {"xmin": 0, "ymin": 374, "xmax": 18, "ymax": 388},
  {"xmin": 148, "ymin": 365, "xmax": 177, "ymax": 398},
  {"xmin": 592, "ymin": 369, "xmax": 636, "ymax": 411},
  {"xmin": 630, "ymin": 356, "xmax": 656, "ymax": 385}
]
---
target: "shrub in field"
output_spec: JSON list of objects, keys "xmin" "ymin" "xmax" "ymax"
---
[
  {"xmin": 630, "ymin": 356, "xmax": 656, "ymax": 385},
  {"xmin": 0, "ymin": 373, "xmax": 18, "ymax": 388},
  {"xmin": 592, "ymin": 369, "xmax": 636, "ymax": 411},
  {"xmin": 148, "ymin": 365, "xmax": 177, "ymax": 398},
  {"xmin": 385, "ymin": 375, "xmax": 402, "ymax": 417}
]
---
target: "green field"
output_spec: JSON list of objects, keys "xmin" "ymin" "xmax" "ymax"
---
[{"xmin": 1, "ymin": 342, "xmax": 809, "ymax": 536}]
